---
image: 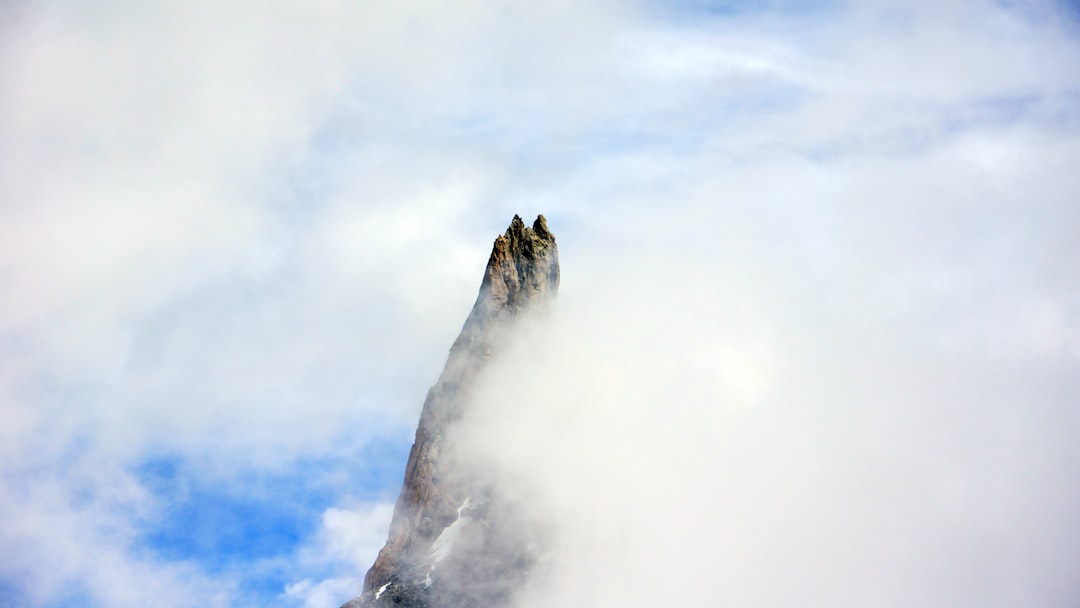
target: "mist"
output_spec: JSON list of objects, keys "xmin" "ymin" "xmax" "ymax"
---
[
  {"xmin": 1, "ymin": 0, "xmax": 1078, "ymax": 605},
  {"xmin": 450, "ymin": 153, "xmax": 1080, "ymax": 606}
]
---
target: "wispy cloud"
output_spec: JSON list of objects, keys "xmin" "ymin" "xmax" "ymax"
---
[{"xmin": 1, "ymin": 0, "xmax": 1078, "ymax": 605}]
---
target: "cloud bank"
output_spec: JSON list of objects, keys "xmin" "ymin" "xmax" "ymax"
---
[{"xmin": 1, "ymin": 0, "xmax": 1078, "ymax": 606}]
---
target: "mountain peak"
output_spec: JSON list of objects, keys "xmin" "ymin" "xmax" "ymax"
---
[
  {"xmin": 342, "ymin": 215, "xmax": 558, "ymax": 608},
  {"xmin": 532, "ymin": 214, "xmax": 551, "ymax": 238},
  {"xmin": 480, "ymin": 214, "xmax": 559, "ymax": 315}
]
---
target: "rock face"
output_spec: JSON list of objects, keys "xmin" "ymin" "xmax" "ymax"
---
[{"xmin": 341, "ymin": 215, "xmax": 559, "ymax": 608}]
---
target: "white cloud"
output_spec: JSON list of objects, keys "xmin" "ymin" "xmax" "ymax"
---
[
  {"xmin": 285, "ymin": 501, "xmax": 395, "ymax": 607},
  {"xmin": 0, "ymin": 470, "xmax": 231, "ymax": 607},
  {"xmin": 285, "ymin": 578, "xmax": 357, "ymax": 608},
  {"xmin": 451, "ymin": 147, "xmax": 1080, "ymax": 604},
  {"xmin": 0, "ymin": 0, "xmax": 1078, "ymax": 605}
]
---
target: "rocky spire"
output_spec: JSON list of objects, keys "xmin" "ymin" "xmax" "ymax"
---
[{"xmin": 342, "ymin": 215, "xmax": 558, "ymax": 608}]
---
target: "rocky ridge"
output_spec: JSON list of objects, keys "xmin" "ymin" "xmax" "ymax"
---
[{"xmin": 341, "ymin": 214, "xmax": 559, "ymax": 608}]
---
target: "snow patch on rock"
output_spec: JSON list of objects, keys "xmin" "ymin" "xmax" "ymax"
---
[{"xmin": 429, "ymin": 498, "xmax": 472, "ymax": 566}]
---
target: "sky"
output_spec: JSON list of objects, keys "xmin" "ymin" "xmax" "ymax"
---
[{"xmin": 1, "ymin": 0, "xmax": 1079, "ymax": 606}]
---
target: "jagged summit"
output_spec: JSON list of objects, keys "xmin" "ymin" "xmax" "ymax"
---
[
  {"xmin": 453, "ymin": 214, "xmax": 559, "ymax": 358},
  {"xmin": 342, "ymin": 215, "xmax": 558, "ymax": 608},
  {"xmin": 485, "ymin": 214, "xmax": 559, "ymax": 311}
]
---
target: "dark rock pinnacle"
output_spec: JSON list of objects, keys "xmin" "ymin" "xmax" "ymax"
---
[{"xmin": 341, "ymin": 215, "xmax": 559, "ymax": 608}]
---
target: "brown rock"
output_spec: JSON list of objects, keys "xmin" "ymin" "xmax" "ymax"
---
[{"xmin": 342, "ymin": 215, "xmax": 558, "ymax": 608}]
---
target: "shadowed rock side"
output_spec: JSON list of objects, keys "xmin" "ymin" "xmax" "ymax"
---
[{"xmin": 341, "ymin": 215, "xmax": 559, "ymax": 608}]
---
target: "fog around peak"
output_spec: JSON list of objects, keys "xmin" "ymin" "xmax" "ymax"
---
[
  {"xmin": 455, "ymin": 210, "xmax": 1080, "ymax": 605},
  {"xmin": 1, "ymin": 0, "xmax": 1078, "ymax": 606}
]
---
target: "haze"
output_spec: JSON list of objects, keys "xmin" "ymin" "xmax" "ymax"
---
[{"xmin": 1, "ymin": 1, "xmax": 1078, "ymax": 606}]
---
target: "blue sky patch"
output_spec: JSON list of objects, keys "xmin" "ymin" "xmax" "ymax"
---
[
  {"xmin": 130, "ymin": 436, "xmax": 411, "ymax": 601},
  {"xmin": 135, "ymin": 456, "xmax": 321, "ymax": 566},
  {"xmin": 655, "ymin": 0, "xmax": 839, "ymax": 21}
]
